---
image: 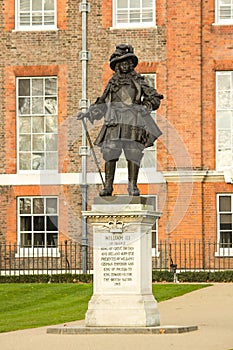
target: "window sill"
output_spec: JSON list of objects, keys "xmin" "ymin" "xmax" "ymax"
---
[
  {"xmin": 212, "ymin": 22, "xmax": 233, "ymax": 26},
  {"xmin": 13, "ymin": 27, "xmax": 59, "ymax": 33},
  {"xmin": 110, "ymin": 25, "xmax": 157, "ymax": 31},
  {"xmin": 215, "ymin": 251, "xmax": 233, "ymax": 257}
]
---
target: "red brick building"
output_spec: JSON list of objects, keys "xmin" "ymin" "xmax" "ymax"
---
[{"xmin": 0, "ymin": 0, "xmax": 233, "ymax": 271}]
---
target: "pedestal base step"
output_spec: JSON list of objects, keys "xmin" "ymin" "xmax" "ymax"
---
[{"xmin": 47, "ymin": 325, "xmax": 198, "ymax": 335}]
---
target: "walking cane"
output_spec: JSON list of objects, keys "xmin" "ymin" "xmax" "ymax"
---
[{"xmin": 80, "ymin": 117, "xmax": 105, "ymax": 187}]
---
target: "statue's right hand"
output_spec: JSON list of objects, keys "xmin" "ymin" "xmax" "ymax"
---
[{"xmin": 77, "ymin": 112, "xmax": 85, "ymax": 120}]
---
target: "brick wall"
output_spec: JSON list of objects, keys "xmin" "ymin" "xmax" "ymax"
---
[{"xmin": 1, "ymin": 0, "xmax": 233, "ymax": 255}]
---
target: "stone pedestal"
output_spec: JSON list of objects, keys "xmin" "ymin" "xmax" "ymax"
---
[{"xmin": 83, "ymin": 196, "xmax": 162, "ymax": 327}]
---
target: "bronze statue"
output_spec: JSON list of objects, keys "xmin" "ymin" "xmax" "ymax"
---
[{"xmin": 78, "ymin": 44, "xmax": 163, "ymax": 196}]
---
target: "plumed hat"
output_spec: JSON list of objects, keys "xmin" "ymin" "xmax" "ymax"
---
[{"xmin": 109, "ymin": 44, "xmax": 138, "ymax": 71}]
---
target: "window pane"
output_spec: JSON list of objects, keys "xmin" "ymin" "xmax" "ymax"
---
[
  {"xmin": 32, "ymin": 97, "xmax": 44, "ymax": 114},
  {"xmin": 45, "ymin": 97, "xmax": 57, "ymax": 114},
  {"xmin": 32, "ymin": 153, "xmax": 45, "ymax": 170},
  {"xmin": 20, "ymin": 14, "xmax": 31, "ymax": 26},
  {"xmin": 46, "ymin": 116, "xmax": 57, "ymax": 132},
  {"xmin": 45, "ymin": 78, "xmax": 57, "ymax": 95},
  {"xmin": 218, "ymin": 91, "xmax": 231, "ymax": 109},
  {"xmin": 18, "ymin": 98, "xmax": 31, "ymax": 115},
  {"xmin": 142, "ymin": 9, "xmax": 153, "ymax": 22},
  {"xmin": 218, "ymin": 149, "xmax": 232, "ymax": 167},
  {"xmin": 19, "ymin": 135, "xmax": 31, "ymax": 151},
  {"xmin": 220, "ymin": 6, "xmax": 232, "ymax": 20},
  {"xmin": 45, "ymin": 0, "xmax": 55, "ymax": 10},
  {"xmin": 20, "ymin": 0, "xmax": 30, "ymax": 11},
  {"xmin": 220, "ymin": 232, "xmax": 232, "ymax": 248},
  {"xmin": 20, "ymin": 232, "xmax": 32, "ymax": 247},
  {"xmin": 32, "ymin": 13, "xmax": 43, "ymax": 25},
  {"xmin": 33, "ymin": 134, "xmax": 45, "ymax": 151},
  {"xmin": 32, "ymin": 79, "xmax": 43, "ymax": 96},
  {"xmin": 19, "ymin": 79, "xmax": 30, "ymax": 96},
  {"xmin": 19, "ymin": 153, "xmax": 31, "ymax": 170},
  {"xmin": 217, "ymin": 111, "xmax": 231, "ymax": 129},
  {"xmin": 47, "ymin": 233, "xmax": 58, "ymax": 247},
  {"xmin": 47, "ymin": 216, "xmax": 58, "ymax": 231},
  {"xmin": 32, "ymin": 116, "xmax": 44, "ymax": 133},
  {"xmin": 46, "ymin": 152, "xmax": 57, "ymax": 169},
  {"xmin": 33, "ymin": 198, "xmax": 44, "ymax": 214},
  {"xmin": 130, "ymin": 10, "xmax": 140, "ymax": 22},
  {"xmin": 21, "ymin": 216, "xmax": 32, "ymax": 231},
  {"xmin": 218, "ymin": 130, "xmax": 231, "ymax": 149},
  {"xmin": 130, "ymin": 0, "xmax": 140, "ymax": 8},
  {"xmin": 219, "ymin": 196, "xmax": 231, "ymax": 212},
  {"xmin": 143, "ymin": 0, "xmax": 153, "ymax": 6},
  {"xmin": 152, "ymin": 231, "xmax": 156, "ymax": 248},
  {"xmin": 218, "ymin": 74, "xmax": 231, "ymax": 90},
  {"xmin": 117, "ymin": 0, "xmax": 127, "ymax": 8},
  {"xmin": 19, "ymin": 117, "xmax": 31, "ymax": 133},
  {"xmin": 46, "ymin": 198, "xmax": 57, "ymax": 213},
  {"xmin": 20, "ymin": 198, "xmax": 31, "ymax": 214},
  {"xmin": 117, "ymin": 11, "xmax": 128, "ymax": 23},
  {"xmin": 34, "ymin": 233, "xmax": 45, "ymax": 247},
  {"xmin": 32, "ymin": 0, "xmax": 42, "ymax": 11},
  {"xmin": 143, "ymin": 74, "xmax": 156, "ymax": 87},
  {"xmin": 34, "ymin": 216, "xmax": 45, "ymax": 231},
  {"xmin": 44, "ymin": 15, "xmax": 55, "ymax": 25},
  {"xmin": 142, "ymin": 148, "xmax": 155, "ymax": 167},
  {"xmin": 46, "ymin": 134, "xmax": 57, "ymax": 151},
  {"xmin": 220, "ymin": 0, "xmax": 231, "ymax": 4},
  {"xmin": 220, "ymin": 213, "xmax": 232, "ymax": 230}
]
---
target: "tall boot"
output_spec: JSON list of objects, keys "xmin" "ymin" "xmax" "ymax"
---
[
  {"xmin": 99, "ymin": 160, "xmax": 116, "ymax": 196},
  {"xmin": 127, "ymin": 160, "xmax": 140, "ymax": 196}
]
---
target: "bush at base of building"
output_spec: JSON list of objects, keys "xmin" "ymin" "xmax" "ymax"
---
[
  {"xmin": 0, "ymin": 273, "xmax": 93, "ymax": 284},
  {"xmin": 0, "ymin": 271, "xmax": 233, "ymax": 283},
  {"xmin": 152, "ymin": 270, "xmax": 233, "ymax": 283}
]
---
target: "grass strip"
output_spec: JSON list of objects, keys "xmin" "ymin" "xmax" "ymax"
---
[{"xmin": 0, "ymin": 283, "xmax": 211, "ymax": 333}]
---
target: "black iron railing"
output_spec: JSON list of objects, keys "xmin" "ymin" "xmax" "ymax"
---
[{"xmin": 0, "ymin": 240, "xmax": 232, "ymax": 275}]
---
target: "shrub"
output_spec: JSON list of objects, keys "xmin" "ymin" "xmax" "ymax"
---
[
  {"xmin": 0, "ymin": 274, "xmax": 93, "ymax": 284},
  {"xmin": 152, "ymin": 270, "xmax": 233, "ymax": 283}
]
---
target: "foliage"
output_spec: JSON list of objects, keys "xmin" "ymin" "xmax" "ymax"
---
[
  {"xmin": 0, "ymin": 270, "xmax": 233, "ymax": 284},
  {"xmin": 152, "ymin": 270, "xmax": 233, "ymax": 283},
  {"xmin": 0, "ymin": 273, "xmax": 93, "ymax": 284}
]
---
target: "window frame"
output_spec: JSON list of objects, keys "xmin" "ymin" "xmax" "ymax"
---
[
  {"xmin": 15, "ymin": 0, "xmax": 57, "ymax": 31},
  {"xmin": 215, "ymin": 0, "xmax": 233, "ymax": 24},
  {"xmin": 216, "ymin": 71, "xmax": 233, "ymax": 170},
  {"xmin": 17, "ymin": 196, "xmax": 59, "ymax": 257},
  {"xmin": 145, "ymin": 195, "xmax": 159, "ymax": 257},
  {"xmin": 16, "ymin": 76, "xmax": 58, "ymax": 173},
  {"xmin": 112, "ymin": 0, "xmax": 156, "ymax": 29},
  {"xmin": 216, "ymin": 194, "xmax": 233, "ymax": 257}
]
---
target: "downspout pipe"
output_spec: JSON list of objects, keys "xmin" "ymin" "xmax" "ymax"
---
[{"xmin": 79, "ymin": 0, "xmax": 90, "ymax": 274}]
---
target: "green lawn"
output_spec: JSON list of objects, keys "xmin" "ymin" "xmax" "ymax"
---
[{"xmin": 0, "ymin": 283, "xmax": 211, "ymax": 333}]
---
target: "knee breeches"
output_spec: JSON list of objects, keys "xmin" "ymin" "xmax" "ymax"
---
[{"xmin": 101, "ymin": 140, "xmax": 144, "ymax": 165}]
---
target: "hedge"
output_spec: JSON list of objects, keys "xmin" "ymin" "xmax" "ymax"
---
[
  {"xmin": 152, "ymin": 270, "xmax": 233, "ymax": 283},
  {"xmin": 0, "ymin": 270, "xmax": 233, "ymax": 283},
  {"xmin": 0, "ymin": 273, "xmax": 93, "ymax": 284}
]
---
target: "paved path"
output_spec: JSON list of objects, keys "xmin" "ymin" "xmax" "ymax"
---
[{"xmin": 1, "ymin": 283, "xmax": 233, "ymax": 350}]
